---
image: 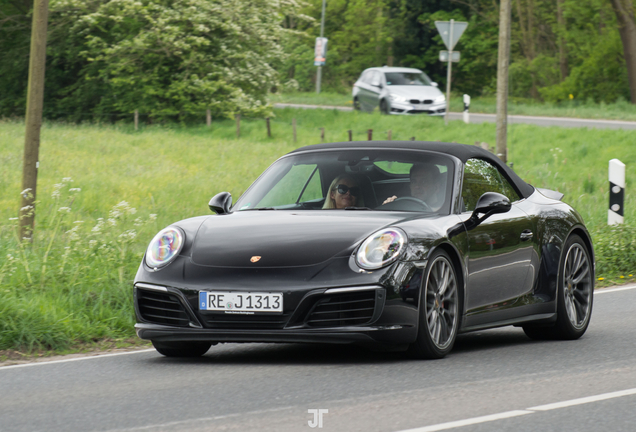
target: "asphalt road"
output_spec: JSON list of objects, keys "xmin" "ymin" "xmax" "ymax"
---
[
  {"xmin": 2, "ymin": 285, "xmax": 635, "ymax": 432},
  {"xmin": 274, "ymin": 103, "xmax": 636, "ymax": 130}
]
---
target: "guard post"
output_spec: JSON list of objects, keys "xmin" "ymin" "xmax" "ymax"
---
[
  {"xmin": 609, "ymin": 158, "xmax": 625, "ymax": 225},
  {"xmin": 463, "ymin": 94, "xmax": 471, "ymax": 124}
]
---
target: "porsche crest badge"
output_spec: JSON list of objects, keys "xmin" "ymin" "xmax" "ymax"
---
[{"xmin": 250, "ymin": 256, "xmax": 261, "ymax": 263}]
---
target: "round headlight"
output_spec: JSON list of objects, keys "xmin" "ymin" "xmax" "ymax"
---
[
  {"xmin": 356, "ymin": 228, "xmax": 406, "ymax": 270},
  {"xmin": 145, "ymin": 227, "xmax": 185, "ymax": 269}
]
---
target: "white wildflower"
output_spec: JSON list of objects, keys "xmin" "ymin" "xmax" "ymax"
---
[{"xmin": 58, "ymin": 207, "xmax": 72, "ymax": 213}]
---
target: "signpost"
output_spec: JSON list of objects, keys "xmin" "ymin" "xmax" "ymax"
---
[
  {"xmin": 315, "ymin": 0, "xmax": 327, "ymax": 94},
  {"xmin": 435, "ymin": 20, "xmax": 468, "ymax": 125}
]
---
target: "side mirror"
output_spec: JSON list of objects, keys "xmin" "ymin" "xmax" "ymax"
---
[
  {"xmin": 431, "ymin": 82, "xmax": 438, "ymax": 87},
  {"xmin": 464, "ymin": 192, "xmax": 511, "ymax": 231},
  {"xmin": 474, "ymin": 192, "xmax": 511, "ymax": 216},
  {"xmin": 209, "ymin": 192, "xmax": 232, "ymax": 214}
]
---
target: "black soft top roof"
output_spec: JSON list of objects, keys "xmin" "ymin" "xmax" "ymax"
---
[{"xmin": 289, "ymin": 141, "xmax": 534, "ymax": 198}]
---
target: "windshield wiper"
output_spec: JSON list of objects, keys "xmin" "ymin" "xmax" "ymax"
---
[{"xmin": 241, "ymin": 207, "xmax": 276, "ymax": 211}]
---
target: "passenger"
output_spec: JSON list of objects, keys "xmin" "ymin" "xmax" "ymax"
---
[
  {"xmin": 383, "ymin": 163, "xmax": 445, "ymax": 211},
  {"xmin": 323, "ymin": 175, "xmax": 364, "ymax": 209}
]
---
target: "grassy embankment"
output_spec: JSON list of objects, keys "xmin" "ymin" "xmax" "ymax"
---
[
  {"xmin": 270, "ymin": 92, "xmax": 636, "ymax": 121},
  {"xmin": 1, "ymin": 107, "xmax": 635, "ymax": 357}
]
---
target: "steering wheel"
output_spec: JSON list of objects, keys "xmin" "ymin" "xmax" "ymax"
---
[{"xmin": 391, "ymin": 196, "xmax": 432, "ymax": 211}]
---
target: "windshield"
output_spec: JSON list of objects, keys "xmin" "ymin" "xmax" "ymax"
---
[
  {"xmin": 233, "ymin": 149, "xmax": 455, "ymax": 214},
  {"xmin": 385, "ymin": 72, "xmax": 432, "ymax": 86}
]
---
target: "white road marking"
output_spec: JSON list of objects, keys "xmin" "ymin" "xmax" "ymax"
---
[
  {"xmin": 528, "ymin": 388, "xmax": 636, "ymax": 411},
  {"xmin": 0, "ymin": 349, "xmax": 155, "ymax": 370},
  {"xmin": 396, "ymin": 411, "xmax": 534, "ymax": 432},
  {"xmin": 395, "ymin": 387, "xmax": 636, "ymax": 432},
  {"xmin": 595, "ymin": 284, "xmax": 636, "ymax": 294}
]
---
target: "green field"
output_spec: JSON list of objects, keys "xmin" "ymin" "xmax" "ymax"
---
[
  {"xmin": 271, "ymin": 92, "xmax": 636, "ymax": 121},
  {"xmin": 1, "ymin": 108, "xmax": 635, "ymax": 355}
]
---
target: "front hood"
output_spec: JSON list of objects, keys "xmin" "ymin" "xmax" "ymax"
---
[
  {"xmin": 388, "ymin": 86, "xmax": 442, "ymax": 100},
  {"xmin": 189, "ymin": 211, "xmax": 416, "ymax": 268}
]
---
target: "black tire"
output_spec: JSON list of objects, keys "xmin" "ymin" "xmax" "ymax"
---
[
  {"xmin": 380, "ymin": 99, "xmax": 389, "ymax": 115},
  {"xmin": 408, "ymin": 249, "xmax": 461, "ymax": 359},
  {"xmin": 353, "ymin": 97, "xmax": 361, "ymax": 111},
  {"xmin": 152, "ymin": 340, "xmax": 213, "ymax": 357},
  {"xmin": 523, "ymin": 234, "xmax": 594, "ymax": 340}
]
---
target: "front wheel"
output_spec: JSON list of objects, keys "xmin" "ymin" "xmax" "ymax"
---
[
  {"xmin": 408, "ymin": 250, "xmax": 461, "ymax": 359},
  {"xmin": 523, "ymin": 234, "xmax": 594, "ymax": 340},
  {"xmin": 152, "ymin": 340, "xmax": 213, "ymax": 357},
  {"xmin": 380, "ymin": 99, "xmax": 389, "ymax": 115},
  {"xmin": 353, "ymin": 97, "xmax": 361, "ymax": 111}
]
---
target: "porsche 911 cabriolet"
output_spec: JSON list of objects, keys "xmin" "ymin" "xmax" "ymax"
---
[{"xmin": 134, "ymin": 141, "xmax": 594, "ymax": 359}]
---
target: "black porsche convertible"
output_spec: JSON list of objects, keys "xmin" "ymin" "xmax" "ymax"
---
[{"xmin": 134, "ymin": 141, "xmax": 594, "ymax": 359}]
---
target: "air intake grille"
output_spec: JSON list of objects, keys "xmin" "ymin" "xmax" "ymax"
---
[
  {"xmin": 305, "ymin": 291, "xmax": 376, "ymax": 327},
  {"xmin": 201, "ymin": 312, "xmax": 291, "ymax": 329},
  {"xmin": 137, "ymin": 289, "xmax": 190, "ymax": 327}
]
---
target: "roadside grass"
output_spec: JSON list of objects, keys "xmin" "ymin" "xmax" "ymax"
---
[
  {"xmin": 1, "ymin": 108, "xmax": 635, "ymax": 354},
  {"xmin": 271, "ymin": 92, "xmax": 636, "ymax": 121}
]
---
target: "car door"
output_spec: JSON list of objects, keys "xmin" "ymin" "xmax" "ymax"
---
[
  {"xmin": 355, "ymin": 71, "xmax": 374, "ymax": 111},
  {"xmin": 461, "ymin": 158, "xmax": 535, "ymax": 315},
  {"xmin": 367, "ymin": 71, "xmax": 384, "ymax": 109}
]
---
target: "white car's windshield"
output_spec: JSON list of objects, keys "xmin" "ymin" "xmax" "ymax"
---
[
  {"xmin": 233, "ymin": 150, "xmax": 455, "ymax": 213},
  {"xmin": 385, "ymin": 72, "xmax": 432, "ymax": 86}
]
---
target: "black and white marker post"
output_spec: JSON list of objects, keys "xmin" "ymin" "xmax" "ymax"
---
[
  {"xmin": 463, "ymin": 94, "xmax": 470, "ymax": 124},
  {"xmin": 609, "ymin": 158, "xmax": 625, "ymax": 225}
]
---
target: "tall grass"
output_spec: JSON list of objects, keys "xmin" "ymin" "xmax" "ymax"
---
[{"xmin": 1, "ymin": 108, "xmax": 634, "ymax": 352}]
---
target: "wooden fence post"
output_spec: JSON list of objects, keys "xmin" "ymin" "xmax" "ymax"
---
[
  {"xmin": 387, "ymin": 130, "xmax": 392, "ymax": 141},
  {"xmin": 236, "ymin": 114, "xmax": 241, "ymax": 138},
  {"xmin": 320, "ymin": 127, "xmax": 325, "ymax": 143},
  {"xmin": 206, "ymin": 109, "xmax": 211, "ymax": 127},
  {"xmin": 266, "ymin": 117, "xmax": 271, "ymax": 138},
  {"xmin": 134, "ymin": 110, "xmax": 139, "ymax": 131},
  {"xmin": 348, "ymin": 130, "xmax": 352, "ymax": 141},
  {"xmin": 367, "ymin": 129, "xmax": 373, "ymax": 141},
  {"xmin": 292, "ymin": 118, "xmax": 297, "ymax": 142},
  {"xmin": 410, "ymin": 136, "xmax": 415, "ymax": 141}
]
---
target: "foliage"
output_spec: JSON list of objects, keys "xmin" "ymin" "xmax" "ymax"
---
[{"xmin": 0, "ymin": 0, "xmax": 307, "ymax": 120}]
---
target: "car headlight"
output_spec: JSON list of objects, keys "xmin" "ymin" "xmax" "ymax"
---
[
  {"xmin": 434, "ymin": 95, "xmax": 446, "ymax": 103},
  {"xmin": 389, "ymin": 94, "xmax": 408, "ymax": 103},
  {"xmin": 356, "ymin": 228, "xmax": 407, "ymax": 270},
  {"xmin": 145, "ymin": 227, "xmax": 185, "ymax": 269}
]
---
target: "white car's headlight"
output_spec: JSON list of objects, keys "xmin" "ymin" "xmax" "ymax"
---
[
  {"xmin": 434, "ymin": 94, "xmax": 446, "ymax": 103},
  {"xmin": 145, "ymin": 227, "xmax": 185, "ymax": 269},
  {"xmin": 356, "ymin": 228, "xmax": 407, "ymax": 270},
  {"xmin": 389, "ymin": 94, "xmax": 408, "ymax": 103}
]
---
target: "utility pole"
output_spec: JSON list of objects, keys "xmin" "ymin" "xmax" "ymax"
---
[
  {"xmin": 316, "ymin": 0, "xmax": 326, "ymax": 93},
  {"xmin": 495, "ymin": 0, "xmax": 511, "ymax": 163},
  {"xmin": 20, "ymin": 0, "xmax": 49, "ymax": 241},
  {"xmin": 444, "ymin": 20, "xmax": 454, "ymax": 126}
]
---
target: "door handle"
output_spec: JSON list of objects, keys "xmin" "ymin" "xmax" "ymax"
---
[{"xmin": 520, "ymin": 230, "xmax": 533, "ymax": 241}]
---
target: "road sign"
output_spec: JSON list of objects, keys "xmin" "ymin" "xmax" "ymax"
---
[
  {"xmin": 439, "ymin": 51, "xmax": 460, "ymax": 62},
  {"xmin": 435, "ymin": 21, "xmax": 468, "ymax": 51},
  {"xmin": 314, "ymin": 37, "xmax": 328, "ymax": 66}
]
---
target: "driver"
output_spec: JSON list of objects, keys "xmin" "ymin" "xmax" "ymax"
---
[
  {"xmin": 383, "ymin": 163, "xmax": 445, "ymax": 211},
  {"xmin": 323, "ymin": 175, "xmax": 364, "ymax": 209}
]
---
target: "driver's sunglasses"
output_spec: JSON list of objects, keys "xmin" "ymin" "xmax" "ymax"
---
[{"xmin": 336, "ymin": 184, "xmax": 361, "ymax": 197}]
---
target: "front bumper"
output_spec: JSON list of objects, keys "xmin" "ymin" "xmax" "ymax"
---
[
  {"xmin": 389, "ymin": 101, "xmax": 446, "ymax": 116},
  {"xmin": 133, "ymin": 280, "xmax": 420, "ymax": 346}
]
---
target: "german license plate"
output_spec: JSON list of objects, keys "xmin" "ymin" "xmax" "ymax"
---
[{"xmin": 199, "ymin": 291, "xmax": 283, "ymax": 313}]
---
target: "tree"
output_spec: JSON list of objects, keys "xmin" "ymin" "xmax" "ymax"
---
[{"xmin": 609, "ymin": 0, "xmax": 636, "ymax": 102}]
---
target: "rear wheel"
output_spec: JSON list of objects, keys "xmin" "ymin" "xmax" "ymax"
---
[
  {"xmin": 408, "ymin": 250, "xmax": 461, "ymax": 359},
  {"xmin": 151, "ymin": 340, "xmax": 213, "ymax": 357},
  {"xmin": 523, "ymin": 234, "xmax": 593, "ymax": 340}
]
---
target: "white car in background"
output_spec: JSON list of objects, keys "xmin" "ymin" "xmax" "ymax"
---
[{"xmin": 352, "ymin": 66, "xmax": 446, "ymax": 116}]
